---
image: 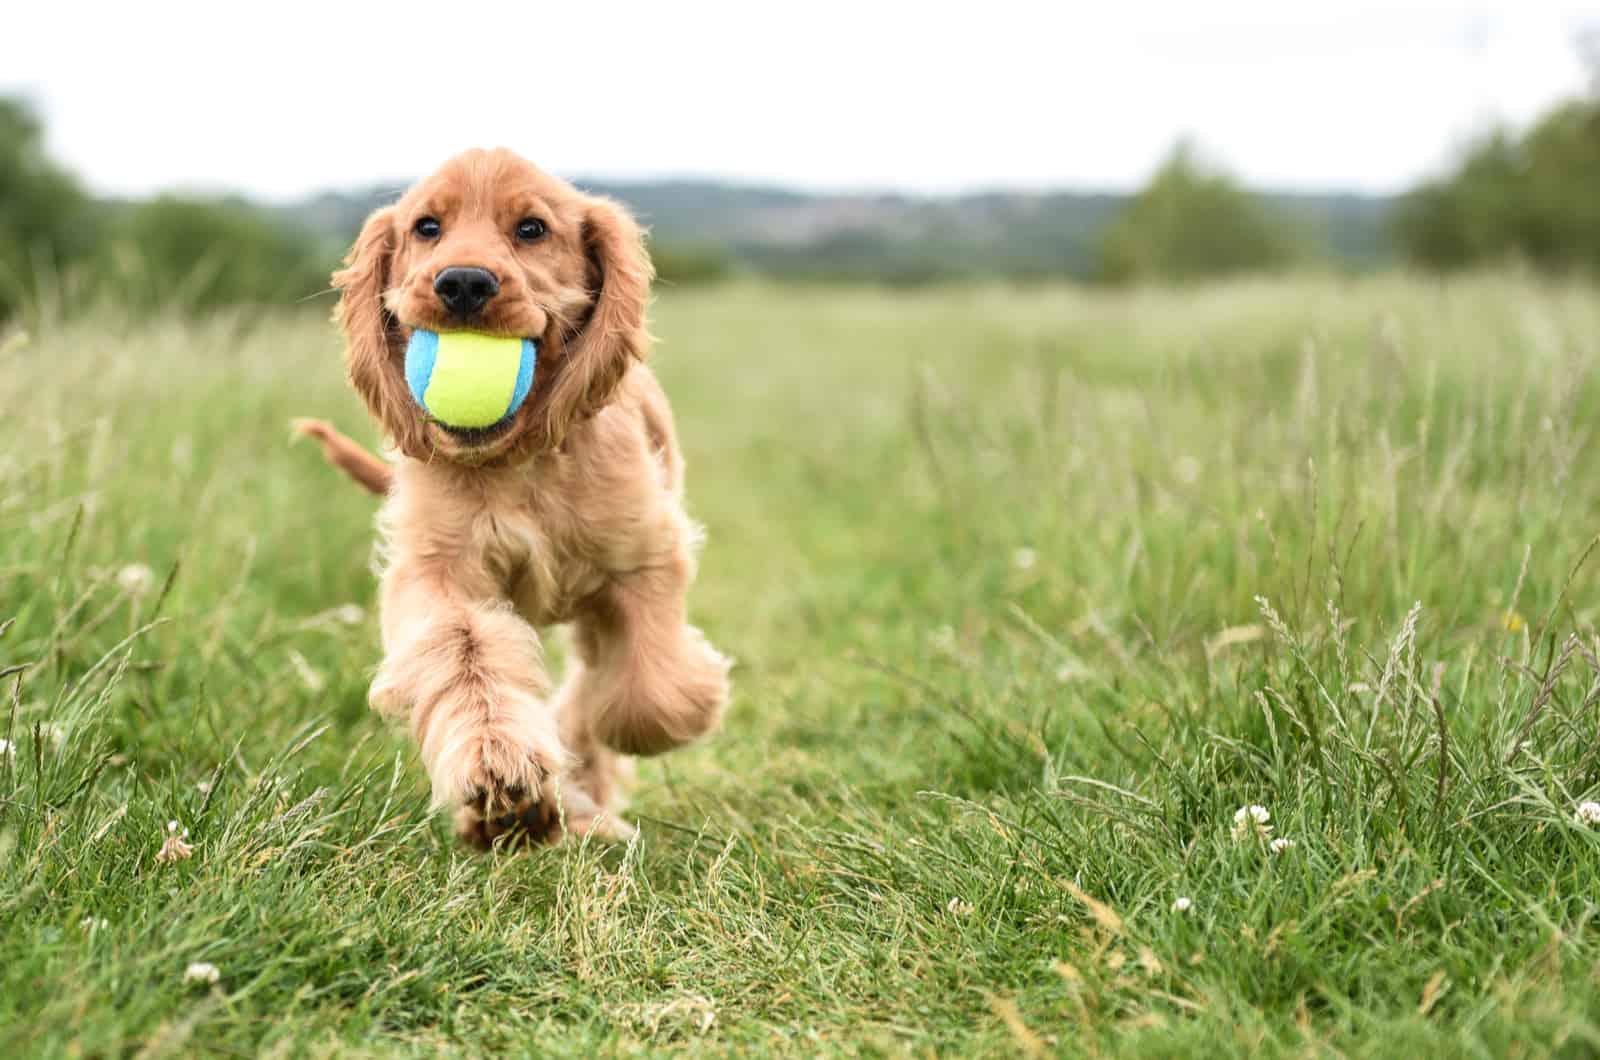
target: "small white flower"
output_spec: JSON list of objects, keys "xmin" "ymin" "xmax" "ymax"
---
[
  {"xmin": 946, "ymin": 897, "xmax": 974, "ymax": 917},
  {"xmin": 0, "ymin": 738, "xmax": 13, "ymax": 760},
  {"xmin": 1232, "ymin": 804, "xmax": 1273, "ymax": 841},
  {"xmin": 1013, "ymin": 547, "xmax": 1038, "ymax": 571},
  {"xmin": 1269, "ymin": 837, "xmax": 1297, "ymax": 854},
  {"xmin": 79, "ymin": 916, "xmax": 109, "ymax": 933},
  {"xmin": 196, "ymin": 780, "xmax": 213, "ymax": 796},
  {"xmin": 1576, "ymin": 801, "xmax": 1600, "ymax": 826},
  {"xmin": 117, "ymin": 563, "xmax": 156, "ymax": 597},
  {"xmin": 157, "ymin": 820, "xmax": 194, "ymax": 864},
  {"xmin": 183, "ymin": 961, "xmax": 220, "ymax": 985},
  {"xmin": 1171, "ymin": 896, "xmax": 1193, "ymax": 913}
]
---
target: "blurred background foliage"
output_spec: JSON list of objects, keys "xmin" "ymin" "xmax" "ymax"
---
[
  {"xmin": 1, "ymin": 66, "xmax": 1596, "ymax": 320},
  {"xmin": 0, "ymin": 99, "xmax": 99, "ymax": 313},
  {"xmin": 1097, "ymin": 141, "xmax": 1301, "ymax": 283},
  {"xmin": 1394, "ymin": 98, "xmax": 1600, "ymax": 272}
]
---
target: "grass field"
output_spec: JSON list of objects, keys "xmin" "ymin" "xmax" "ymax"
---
[{"xmin": 4, "ymin": 275, "xmax": 1600, "ymax": 1056}]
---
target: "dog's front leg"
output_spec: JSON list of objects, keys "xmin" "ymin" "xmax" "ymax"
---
[
  {"xmin": 368, "ymin": 563, "xmax": 584, "ymax": 847},
  {"xmin": 575, "ymin": 544, "xmax": 732, "ymax": 759}
]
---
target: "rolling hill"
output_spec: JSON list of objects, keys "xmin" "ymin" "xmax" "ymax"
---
[{"xmin": 276, "ymin": 179, "xmax": 1395, "ymax": 283}]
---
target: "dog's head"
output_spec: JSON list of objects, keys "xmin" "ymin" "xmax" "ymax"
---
[{"xmin": 333, "ymin": 148, "xmax": 651, "ymax": 463}]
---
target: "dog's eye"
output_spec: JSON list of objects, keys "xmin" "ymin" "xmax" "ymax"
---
[
  {"xmin": 414, "ymin": 216, "xmax": 442, "ymax": 239},
  {"xmin": 515, "ymin": 218, "xmax": 547, "ymax": 243}
]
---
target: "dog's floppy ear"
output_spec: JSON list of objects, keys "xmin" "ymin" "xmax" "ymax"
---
[
  {"xmin": 333, "ymin": 207, "xmax": 428, "ymax": 458},
  {"xmin": 539, "ymin": 196, "xmax": 652, "ymax": 448}
]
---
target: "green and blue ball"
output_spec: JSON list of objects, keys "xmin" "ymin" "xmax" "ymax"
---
[{"xmin": 404, "ymin": 330, "xmax": 537, "ymax": 430}]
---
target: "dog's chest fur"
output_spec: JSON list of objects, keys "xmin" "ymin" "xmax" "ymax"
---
[{"xmin": 379, "ymin": 411, "xmax": 671, "ymax": 628}]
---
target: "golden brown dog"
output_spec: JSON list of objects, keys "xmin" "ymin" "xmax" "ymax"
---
[{"xmin": 295, "ymin": 148, "xmax": 730, "ymax": 847}]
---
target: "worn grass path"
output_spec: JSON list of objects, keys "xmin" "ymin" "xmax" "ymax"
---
[{"xmin": 4, "ymin": 276, "xmax": 1600, "ymax": 1056}]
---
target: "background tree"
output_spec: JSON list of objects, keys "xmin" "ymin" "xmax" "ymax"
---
[
  {"xmin": 1395, "ymin": 38, "xmax": 1600, "ymax": 272},
  {"xmin": 102, "ymin": 196, "xmax": 333, "ymax": 313},
  {"xmin": 0, "ymin": 98, "xmax": 101, "ymax": 317},
  {"xmin": 1098, "ymin": 142, "xmax": 1299, "ymax": 284}
]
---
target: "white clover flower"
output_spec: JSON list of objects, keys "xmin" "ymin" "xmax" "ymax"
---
[
  {"xmin": 1575, "ymin": 801, "xmax": 1600, "ymax": 826},
  {"xmin": 156, "ymin": 820, "xmax": 194, "ymax": 864},
  {"xmin": 1013, "ymin": 547, "xmax": 1038, "ymax": 571},
  {"xmin": 183, "ymin": 961, "xmax": 220, "ymax": 985},
  {"xmin": 946, "ymin": 897, "xmax": 974, "ymax": 917},
  {"xmin": 1171, "ymin": 896, "xmax": 1193, "ymax": 914},
  {"xmin": 117, "ymin": 563, "xmax": 156, "ymax": 597},
  {"xmin": 1269, "ymin": 837, "xmax": 1297, "ymax": 854},
  {"xmin": 1232, "ymin": 804, "xmax": 1273, "ymax": 841}
]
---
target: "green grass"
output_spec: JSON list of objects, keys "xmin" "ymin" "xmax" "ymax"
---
[{"xmin": 4, "ymin": 275, "xmax": 1600, "ymax": 1056}]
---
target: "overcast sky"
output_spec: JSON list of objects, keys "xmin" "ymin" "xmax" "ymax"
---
[{"xmin": 6, "ymin": 1, "xmax": 1595, "ymax": 200}]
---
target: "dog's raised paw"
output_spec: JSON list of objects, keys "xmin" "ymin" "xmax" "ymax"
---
[
  {"xmin": 454, "ymin": 773, "xmax": 633, "ymax": 849},
  {"xmin": 453, "ymin": 764, "xmax": 559, "ymax": 850}
]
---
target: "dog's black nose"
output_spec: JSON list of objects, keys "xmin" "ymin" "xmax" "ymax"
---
[{"xmin": 433, "ymin": 266, "xmax": 500, "ymax": 318}]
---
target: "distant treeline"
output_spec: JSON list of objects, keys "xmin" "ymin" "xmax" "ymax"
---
[
  {"xmin": 1395, "ymin": 99, "xmax": 1600, "ymax": 273},
  {"xmin": 1, "ymin": 78, "xmax": 1597, "ymax": 318}
]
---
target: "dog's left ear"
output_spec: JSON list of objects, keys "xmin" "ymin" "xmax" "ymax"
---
[{"xmin": 538, "ymin": 196, "xmax": 652, "ymax": 448}]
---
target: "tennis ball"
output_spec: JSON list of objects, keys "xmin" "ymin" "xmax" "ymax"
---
[{"xmin": 404, "ymin": 330, "xmax": 537, "ymax": 430}]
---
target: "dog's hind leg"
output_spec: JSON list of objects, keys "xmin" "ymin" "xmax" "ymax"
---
[{"xmin": 551, "ymin": 637, "xmax": 638, "ymax": 841}]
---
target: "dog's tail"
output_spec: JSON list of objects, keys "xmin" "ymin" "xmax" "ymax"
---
[{"xmin": 291, "ymin": 418, "xmax": 393, "ymax": 495}]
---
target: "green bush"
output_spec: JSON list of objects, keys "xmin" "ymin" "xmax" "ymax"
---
[
  {"xmin": 1394, "ymin": 100, "xmax": 1600, "ymax": 272},
  {"xmin": 100, "ymin": 196, "xmax": 333, "ymax": 313},
  {"xmin": 1099, "ymin": 143, "xmax": 1299, "ymax": 283}
]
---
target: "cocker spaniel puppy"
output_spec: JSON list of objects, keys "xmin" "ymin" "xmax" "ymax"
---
[{"xmin": 295, "ymin": 148, "xmax": 730, "ymax": 847}]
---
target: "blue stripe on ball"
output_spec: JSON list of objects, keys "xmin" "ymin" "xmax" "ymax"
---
[
  {"xmin": 507, "ymin": 339, "xmax": 537, "ymax": 420},
  {"xmin": 404, "ymin": 329, "xmax": 439, "ymax": 410}
]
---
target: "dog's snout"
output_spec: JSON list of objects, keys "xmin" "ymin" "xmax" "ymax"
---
[{"xmin": 434, "ymin": 266, "xmax": 500, "ymax": 318}]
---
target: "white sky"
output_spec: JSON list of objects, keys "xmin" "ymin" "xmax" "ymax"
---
[{"xmin": 6, "ymin": 0, "xmax": 1595, "ymax": 200}]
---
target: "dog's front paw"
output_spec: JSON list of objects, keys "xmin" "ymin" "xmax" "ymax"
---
[
  {"xmin": 454, "ymin": 776, "xmax": 632, "ymax": 848},
  {"xmin": 437, "ymin": 726, "xmax": 570, "ymax": 849},
  {"xmin": 413, "ymin": 689, "xmax": 568, "ymax": 849}
]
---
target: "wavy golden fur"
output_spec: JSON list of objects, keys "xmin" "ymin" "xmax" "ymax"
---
[{"xmin": 295, "ymin": 148, "xmax": 729, "ymax": 847}]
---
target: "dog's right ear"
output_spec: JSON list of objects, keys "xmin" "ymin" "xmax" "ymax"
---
[{"xmin": 333, "ymin": 207, "xmax": 428, "ymax": 458}]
